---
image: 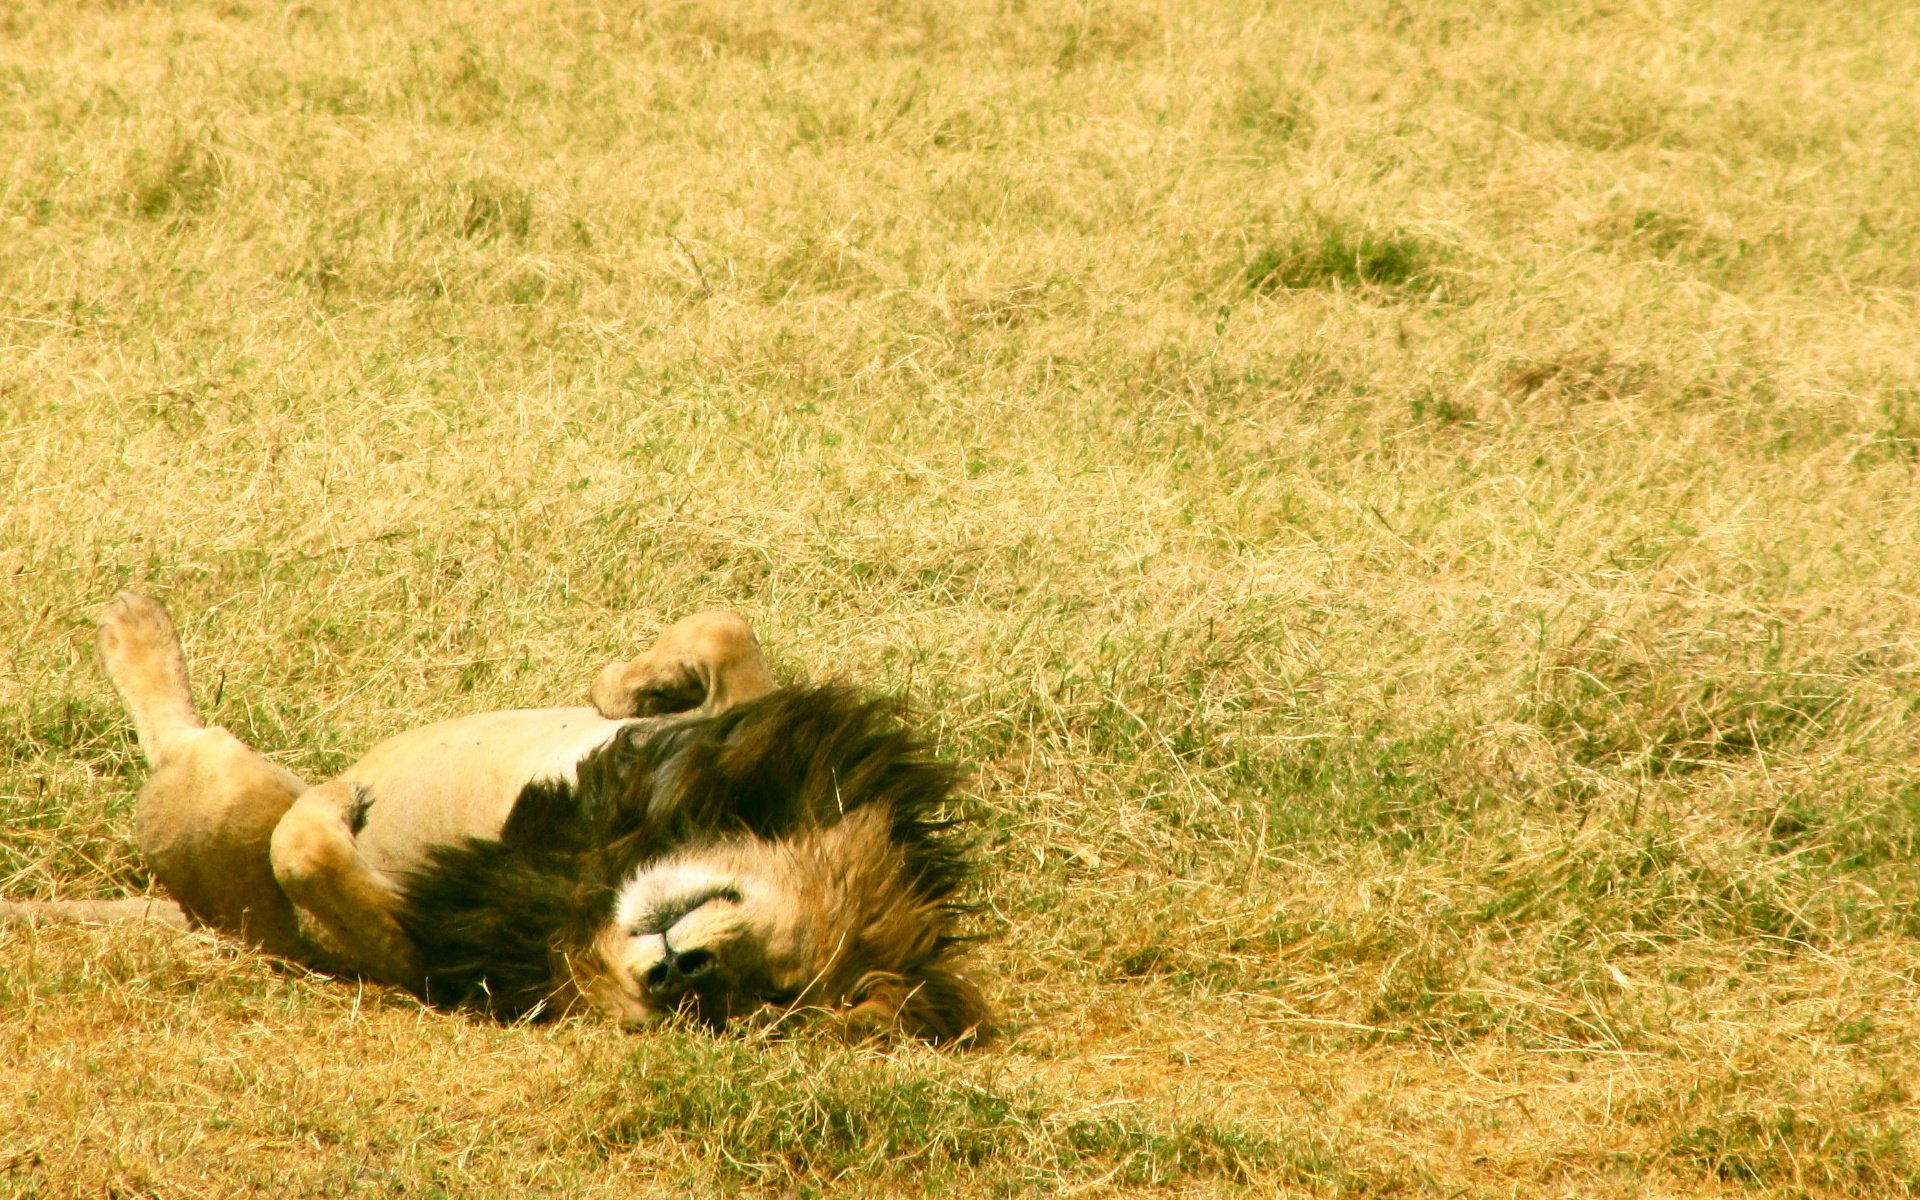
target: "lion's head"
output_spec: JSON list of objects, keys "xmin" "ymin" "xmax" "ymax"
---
[{"xmin": 398, "ymin": 687, "xmax": 991, "ymax": 1043}]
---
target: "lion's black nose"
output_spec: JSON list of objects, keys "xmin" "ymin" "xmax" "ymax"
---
[{"xmin": 645, "ymin": 946, "xmax": 716, "ymax": 1000}]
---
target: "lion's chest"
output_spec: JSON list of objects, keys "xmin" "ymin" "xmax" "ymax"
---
[{"xmin": 337, "ymin": 708, "xmax": 658, "ymax": 878}]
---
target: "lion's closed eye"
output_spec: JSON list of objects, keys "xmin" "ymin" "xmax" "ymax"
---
[
  {"xmin": 615, "ymin": 863, "xmax": 744, "ymax": 935},
  {"xmin": 627, "ymin": 884, "xmax": 743, "ymax": 935}
]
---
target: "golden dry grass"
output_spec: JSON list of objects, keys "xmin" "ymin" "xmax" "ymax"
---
[{"xmin": 5, "ymin": 0, "xmax": 1920, "ymax": 1194}]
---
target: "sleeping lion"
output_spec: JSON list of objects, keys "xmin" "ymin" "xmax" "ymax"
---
[{"xmin": 3, "ymin": 594, "xmax": 989, "ymax": 1043}]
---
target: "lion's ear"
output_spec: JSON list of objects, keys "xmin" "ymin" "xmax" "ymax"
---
[{"xmin": 845, "ymin": 966, "xmax": 992, "ymax": 1046}]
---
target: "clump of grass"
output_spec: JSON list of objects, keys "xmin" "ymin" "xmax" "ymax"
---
[
  {"xmin": 0, "ymin": 697, "xmax": 145, "ymax": 896},
  {"xmin": 1479, "ymin": 826, "xmax": 1825, "ymax": 945},
  {"xmin": 126, "ymin": 134, "xmax": 225, "ymax": 221},
  {"xmin": 1408, "ymin": 390, "xmax": 1477, "ymax": 425},
  {"xmin": 593, "ymin": 1044, "xmax": 1023, "ymax": 1183},
  {"xmin": 1504, "ymin": 346, "xmax": 1654, "ymax": 405},
  {"xmin": 1528, "ymin": 83, "xmax": 1679, "ymax": 152},
  {"xmin": 1855, "ymin": 386, "xmax": 1920, "ymax": 466},
  {"xmin": 454, "ymin": 175, "xmax": 534, "ymax": 240},
  {"xmin": 1520, "ymin": 619, "xmax": 1854, "ymax": 778},
  {"xmin": 1227, "ymin": 79, "xmax": 1314, "ymax": 145},
  {"xmin": 580, "ymin": 1037, "xmax": 1340, "ymax": 1191},
  {"xmin": 426, "ymin": 45, "xmax": 521, "ymax": 125},
  {"xmin": 1667, "ymin": 1099, "xmax": 1916, "ymax": 1190},
  {"xmin": 1244, "ymin": 210, "xmax": 1448, "ymax": 296},
  {"xmin": 1049, "ymin": 2, "xmax": 1159, "ymax": 69},
  {"xmin": 1361, "ymin": 946, "xmax": 1498, "ymax": 1045},
  {"xmin": 1055, "ymin": 1114, "xmax": 1344, "ymax": 1189}
]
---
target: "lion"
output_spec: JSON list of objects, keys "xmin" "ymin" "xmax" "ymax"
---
[{"xmin": 0, "ymin": 594, "xmax": 990, "ymax": 1043}]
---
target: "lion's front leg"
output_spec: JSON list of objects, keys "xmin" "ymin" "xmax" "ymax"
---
[
  {"xmin": 269, "ymin": 781, "xmax": 422, "ymax": 988},
  {"xmin": 590, "ymin": 611, "xmax": 778, "ymax": 718}
]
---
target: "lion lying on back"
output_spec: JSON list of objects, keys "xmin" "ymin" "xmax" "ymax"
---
[{"xmin": 5, "ymin": 595, "xmax": 989, "ymax": 1043}]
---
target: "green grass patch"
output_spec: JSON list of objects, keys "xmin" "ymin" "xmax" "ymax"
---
[
  {"xmin": 126, "ymin": 134, "xmax": 226, "ymax": 222},
  {"xmin": 1245, "ymin": 210, "xmax": 1449, "ymax": 296}
]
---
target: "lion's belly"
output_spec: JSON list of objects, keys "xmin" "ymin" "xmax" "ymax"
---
[{"xmin": 339, "ymin": 708, "xmax": 659, "ymax": 878}]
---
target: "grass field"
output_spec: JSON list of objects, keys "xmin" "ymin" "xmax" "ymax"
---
[{"xmin": 5, "ymin": 0, "xmax": 1920, "ymax": 1193}]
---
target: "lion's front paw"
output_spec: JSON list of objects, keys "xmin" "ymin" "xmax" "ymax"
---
[
  {"xmin": 589, "ymin": 612, "xmax": 776, "ymax": 718},
  {"xmin": 589, "ymin": 656, "xmax": 704, "ymax": 718}
]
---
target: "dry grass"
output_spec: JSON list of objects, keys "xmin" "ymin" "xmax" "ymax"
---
[{"xmin": 5, "ymin": 0, "xmax": 1920, "ymax": 1194}]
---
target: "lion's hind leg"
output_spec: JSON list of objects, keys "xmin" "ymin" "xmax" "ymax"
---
[
  {"xmin": 96, "ymin": 592, "xmax": 308, "ymax": 957},
  {"xmin": 270, "ymin": 781, "xmax": 423, "ymax": 989},
  {"xmin": 96, "ymin": 591, "xmax": 203, "ymax": 767}
]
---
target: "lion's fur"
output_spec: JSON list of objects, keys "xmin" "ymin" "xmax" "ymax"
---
[{"xmin": 396, "ymin": 687, "xmax": 989, "ymax": 1042}]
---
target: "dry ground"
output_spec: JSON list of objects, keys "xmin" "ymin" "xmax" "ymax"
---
[{"xmin": 5, "ymin": 0, "xmax": 1920, "ymax": 1194}]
